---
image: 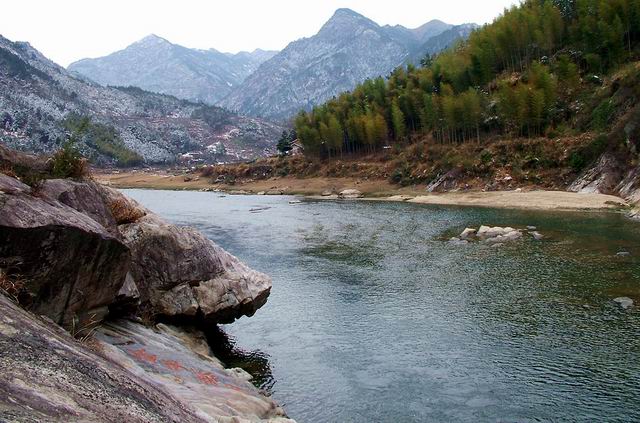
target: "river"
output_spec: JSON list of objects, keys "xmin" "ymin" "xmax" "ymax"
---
[{"xmin": 124, "ymin": 189, "xmax": 640, "ymax": 423}]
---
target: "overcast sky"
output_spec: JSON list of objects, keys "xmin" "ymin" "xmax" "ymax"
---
[{"xmin": 3, "ymin": 0, "xmax": 519, "ymax": 67}]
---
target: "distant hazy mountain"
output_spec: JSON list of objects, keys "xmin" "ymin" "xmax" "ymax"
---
[
  {"xmin": 68, "ymin": 35, "xmax": 277, "ymax": 104},
  {"xmin": 416, "ymin": 24, "xmax": 478, "ymax": 58},
  {"xmin": 0, "ymin": 35, "xmax": 281, "ymax": 165},
  {"xmin": 220, "ymin": 9, "xmax": 474, "ymax": 120}
]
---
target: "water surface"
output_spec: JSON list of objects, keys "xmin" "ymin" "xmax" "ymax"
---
[{"xmin": 125, "ymin": 189, "xmax": 640, "ymax": 423}]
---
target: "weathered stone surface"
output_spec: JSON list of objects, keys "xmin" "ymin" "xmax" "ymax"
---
[
  {"xmin": 157, "ymin": 283, "xmax": 199, "ymax": 317},
  {"xmin": 0, "ymin": 176, "xmax": 130, "ymax": 329},
  {"xmin": 0, "ymin": 173, "xmax": 31, "ymax": 195},
  {"xmin": 426, "ymin": 169, "xmax": 462, "ymax": 192},
  {"xmin": 95, "ymin": 321, "xmax": 294, "ymax": 422},
  {"xmin": 40, "ymin": 178, "xmax": 120, "ymax": 236},
  {"xmin": 0, "ymin": 295, "xmax": 294, "ymax": 422},
  {"xmin": 569, "ymin": 152, "xmax": 624, "ymax": 194},
  {"xmin": 111, "ymin": 272, "xmax": 141, "ymax": 316},
  {"xmin": 120, "ymin": 213, "xmax": 272, "ymax": 323}
]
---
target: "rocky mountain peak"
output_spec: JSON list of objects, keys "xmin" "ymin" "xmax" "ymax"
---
[
  {"xmin": 134, "ymin": 34, "xmax": 172, "ymax": 48},
  {"xmin": 319, "ymin": 8, "xmax": 379, "ymax": 36},
  {"xmin": 411, "ymin": 19, "xmax": 452, "ymax": 40},
  {"xmin": 68, "ymin": 35, "xmax": 277, "ymax": 105}
]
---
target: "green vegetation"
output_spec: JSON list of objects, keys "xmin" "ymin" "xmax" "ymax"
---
[
  {"xmin": 50, "ymin": 139, "xmax": 87, "ymax": 179},
  {"xmin": 295, "ymin": 0, "xmax": 640, "ymax": 159},
  {"xmin": 63, "ymin": 114, "xmax": 142, "ymax": 166},
  {"xmin": 276, "ymin": 130, "xmax": 296, "ymax": 156}
]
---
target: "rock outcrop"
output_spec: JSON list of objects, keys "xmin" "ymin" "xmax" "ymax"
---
[
  {"xmin": 0, "ymin": 295, "xmax": 293, "ymax": 422},
  {"xmin": 0, "ymin": 142, "xmax": 281, "ymax": 421},
  {"xmin": 0, "ymin": 170, "xmax": 272, "ymax": 327},
  {"xmin": 120, "ymin": 212, "xmax": 271, "ymax": 323},
  {"xmin": 0, "ymin": 174, "xmax": 130, "ymax": 330}
]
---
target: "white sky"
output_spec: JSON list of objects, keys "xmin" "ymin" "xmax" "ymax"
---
[{"xmin": 2, "ymin": 0, "xmax": 520, "ymax": 67}]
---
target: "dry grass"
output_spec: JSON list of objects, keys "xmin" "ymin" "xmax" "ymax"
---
[
  {"xmin": 70, "ymin": 312, "xmax": 101, "ymax": 342},
  {"xmin": 195, "ymin": 134, "xmax": 597, "ymax": 190},
  {"xmin": 109, "ymin": 197, "xmax": 146, "ymax": 224},
  {"xmin": 0, "ymin": 162, "xmax": 17, "ymax": 178}
]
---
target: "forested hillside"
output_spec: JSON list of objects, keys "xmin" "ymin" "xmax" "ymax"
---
[{"xmin": 295, "ymin": 0, "xmax": 640, "ymax": 158}]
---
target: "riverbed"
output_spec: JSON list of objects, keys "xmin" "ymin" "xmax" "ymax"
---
[{"xmin": 124, "ymin": 189, "xmax": 640, "ymax": 423}]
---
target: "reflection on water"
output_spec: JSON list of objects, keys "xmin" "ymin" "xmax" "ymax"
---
[
  {"xmin": 205, "ymin": 326, "xmax": 275, "ymax": 392},
  {"xmin": 125, "ymin": 189, "xmax": 640, "ymax": 423}
]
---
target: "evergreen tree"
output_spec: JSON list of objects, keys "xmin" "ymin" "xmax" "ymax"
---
[
  {"xmin": 276, "ymin": 130, "xmax": 293, "ymax": 156},
  {"xmin": 391, "ymin": 101, "xmax": 406, "ymax": 140}
]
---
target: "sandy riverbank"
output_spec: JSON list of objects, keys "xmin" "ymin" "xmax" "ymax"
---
[{"xmin": 96, "ymin": 171, "xmax": 630, "ymax": 212}]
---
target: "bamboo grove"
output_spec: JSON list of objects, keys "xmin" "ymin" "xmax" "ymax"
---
[{"xmin": 294, "ymin": 0, "xmax": 640, "ymax": 158}]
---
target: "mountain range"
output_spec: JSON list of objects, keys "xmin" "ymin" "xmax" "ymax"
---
[
  {"xmin": 69, "ymin": 9, "xmax": 477, "ymax": 121},
  {"xmin": 0, "ymin": 35, "xmax": 281, "ymax": 165},
  {"xmin": 68, "ymin": 35, "xmax": 277, "ymax": 104}
]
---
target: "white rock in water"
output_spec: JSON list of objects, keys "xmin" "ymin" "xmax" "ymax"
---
[
  {"xmin": 449, "ymin": 237, "xmax": 468, "ymax": 245},
  {"xmin": 478, "ymin": 226, "xmax": 509, "ymax": 239},
  {"xmin": 502, "ymin": 230, "xmax": 523, "ymax": 241},
  {"xmin": 530, "ymin": 231, "xmax": 544, "ymax": 240},
  {"xmin": 613, "ymin": 297, "xmax": 634, "ymax": 309},
  {"xmin": 527, "ymin": 226, "xmax": 537, "ymax": 230},
  {"xmin": 616, "ymin": 251, "xmax": 631, "ymax": 257},
  {"xmin": 339, "ymin": 189, "xmax": 363, "ymax": 199},
  {"xmin": 459, "ymin": 228, "xmax": 477, "ymax": 239}
]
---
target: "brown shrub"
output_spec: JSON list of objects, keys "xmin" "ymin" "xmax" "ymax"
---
[
  {"xmin": 0, "ymin": 162, "xmax": 16, "ymax": 177},
  {"xmin": 0, "ymin": 271, "xmax": 25, "ymax": 303},
  {"xmin": 109, "ymin": 198, "xmax": 146, "ymax": 224}
]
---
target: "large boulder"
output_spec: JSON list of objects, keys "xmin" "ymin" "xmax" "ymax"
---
[
  {"xmin": 0, "ymin": 174, "xmax": 130, "ymax": 330},
  {"xmin": 39, "ymin": 179, "xmax": 121, "ymax": 237},
  {"xmin": 120, "ymin": 212, "xmax": 272, "ymax": 324},
  {"xmin": 0, "ymin": 295, "xmax": 294, "ymax": 422}
]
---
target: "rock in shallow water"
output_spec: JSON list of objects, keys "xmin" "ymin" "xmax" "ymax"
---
[
  {"xmin": 613, "ymin": 297, "xmax": 634, "ymax": 309},
  {"xmin": 459, "ymin": 228, "xmax": 477, "ymax": 240}
]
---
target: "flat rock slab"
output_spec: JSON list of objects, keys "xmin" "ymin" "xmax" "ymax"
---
[
  {"xmin": 0, "ymin": 295, "xmax": 207, "ymax": 423},
  {"xmin": 95, "ymin": 321, "xmax": 293, "ymax": 422},
  {"xmin": 0, "ymin": 295, "xmax": 294, "ymax": 422}
]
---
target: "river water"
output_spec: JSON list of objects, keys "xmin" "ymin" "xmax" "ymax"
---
[{"xmin": 124, "ymin": 189, "xmax": 640, "ymax": 423}]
